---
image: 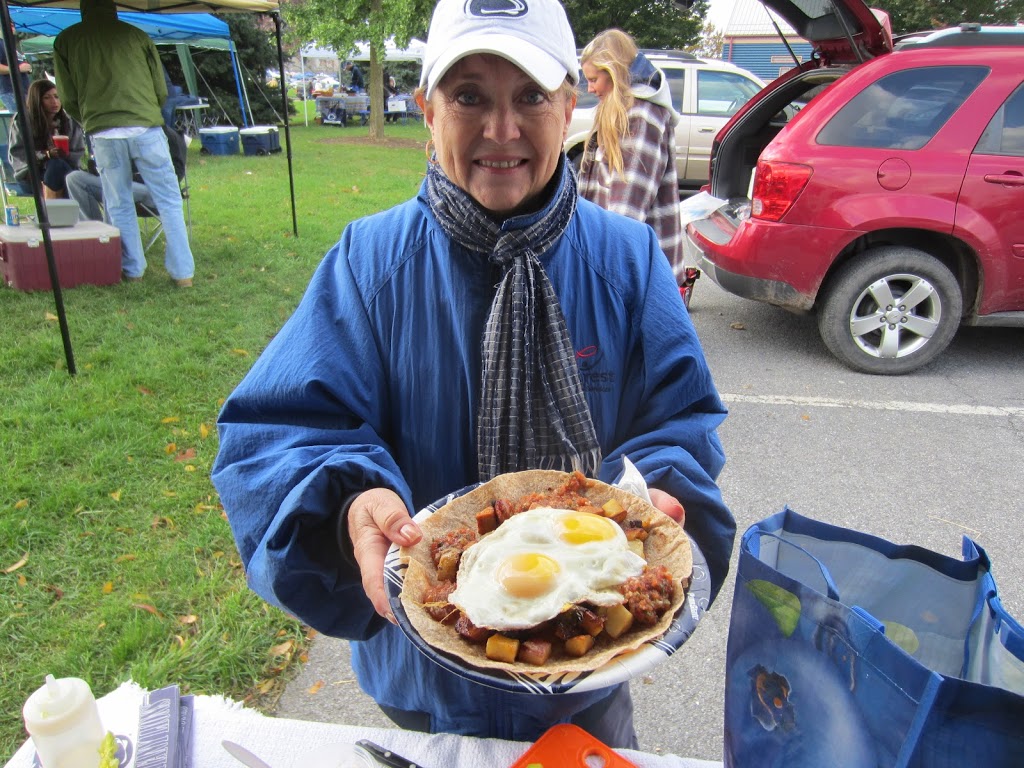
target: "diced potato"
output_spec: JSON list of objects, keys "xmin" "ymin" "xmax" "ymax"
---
[
  {"xmin": 624, "ymin": 527, "xmax": 648, "ymax": 541},
  {"xmin": 476, "ymin": 506, "xmax": 497, "ymax": 535},
  {"xmin": 604, "ymin": 603, "xmax": 634, "ymax": 639},
  {"xmin": 627, "ymin": 539, "xmax": 646, "ymax": 559},
  {"xmin": 601, "ymin": 498, "xmax": 627, "ymax": 523},
  {"xmin": 517, "ymin": 638, "xmax": 553, "ymax": 666},
  {"xmin": 579, "ymin": 607, "xmax": 606, "ymax": 637},
  {"xmin": 564, "ymin": 634, "xmax": 595, "ymax": 657},
  {"xmin": 436, "ymin": 550, "xmax": 460, "ymax": 582},
  {"xmin": 486, "ymin": 633, "xmax": 520, "ymax": 664}
]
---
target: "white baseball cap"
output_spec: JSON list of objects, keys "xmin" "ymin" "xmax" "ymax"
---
[{"xmin": 420, "ymin": 0, "xmax": 579, "ymax": 99}]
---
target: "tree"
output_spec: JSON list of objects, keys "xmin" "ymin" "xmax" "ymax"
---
[
  {"xmin": 871, "ymin": 0, "xmax": 1024, "ymax": 35},
  {"xmin": 563, "ymin": 0, "xmax": 709, "ymax": 50},
  {"xmin": 281, "ymin": 0, "xmax": 433, "ymax": 140},
  {"xmin": 687, "ymin": 21, "xmax": 725, "ymax": 58}
]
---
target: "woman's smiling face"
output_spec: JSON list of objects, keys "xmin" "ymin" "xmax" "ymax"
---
[{"xmin": 421, "ymin": 54, "xmax": 575, "ymax": 217}]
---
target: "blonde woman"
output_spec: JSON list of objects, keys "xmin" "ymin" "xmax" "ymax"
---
[{"xmin": 578, "ymin": 29, "xmax": 684, "ymax": 278}]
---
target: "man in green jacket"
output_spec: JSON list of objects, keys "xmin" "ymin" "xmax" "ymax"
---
[{"xmin": 54, "ymin": 0, "xmax": 194, "ymax": 286}]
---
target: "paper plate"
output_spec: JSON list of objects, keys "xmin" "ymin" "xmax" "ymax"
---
[{"xmin": 384, "ymin": 484, "xmax": 712, "ymax": 695}]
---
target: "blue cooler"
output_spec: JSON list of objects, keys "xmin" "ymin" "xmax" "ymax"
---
[
  {"xmin": 199, "ymin": 127, "xmax": 240, "ymax": 156},
  {"xmin": 239, "ymin": 126, "xmax": 281, "ymax": 156}
]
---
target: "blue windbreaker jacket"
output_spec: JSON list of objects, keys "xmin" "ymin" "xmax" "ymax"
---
[{"xmin": 212, "ymin": 181, "xmax": 735, "ymax": 740}]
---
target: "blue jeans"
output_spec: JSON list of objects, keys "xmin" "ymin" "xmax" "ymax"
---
[
  {"xmin": 1, "ymin": 92, "xmax": 17, "ymax": 112},
  {"xmin": 92, "ymin": 127, "xmax": 193, "ymax": 280}
]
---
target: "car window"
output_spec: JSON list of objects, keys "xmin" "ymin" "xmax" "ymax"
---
[
  {"xmin": 976, "ymin": 82, "xmax": 1024, "ymax": 157},
  {"xmin": 663, "ymin": 68, "xmax": 685, "ymax": 114},
  {"xmin": 696, "ymin": 71, "xmax": 762, "ymax": 117},
  {"xmin": 817, "ymin": 66, "xmax": 989, "ymax": 150}
]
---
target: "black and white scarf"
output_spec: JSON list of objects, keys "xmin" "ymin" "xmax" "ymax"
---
[{"xmin": 425, "ymin": 157, "xmax": 602, "ymax": 480}]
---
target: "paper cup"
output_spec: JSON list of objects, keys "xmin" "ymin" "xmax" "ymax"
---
[{"xmin": 53, "ymin": 135, "xmax": 69, "ymax": 154}]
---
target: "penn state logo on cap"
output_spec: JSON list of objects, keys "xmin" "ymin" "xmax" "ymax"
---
[{"xmin": 465, "ymin": 0, "xmax": 528, "ymax": 18}]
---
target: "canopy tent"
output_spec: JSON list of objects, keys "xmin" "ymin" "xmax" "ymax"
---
[
  {"xmin": 1, "ymin": 0, "xmax": 294, "ymax": 376},
  {"xmin": 11, "ymin": 8, "xmax": 249, "ymax": 123}
]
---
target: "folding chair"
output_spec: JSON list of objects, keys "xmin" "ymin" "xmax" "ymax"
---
[{"xmin": 135, "ymin": 126, "xmax": 191, "ymax": 253}]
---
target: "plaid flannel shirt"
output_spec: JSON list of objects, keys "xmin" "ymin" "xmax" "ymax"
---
[{"xmin": 577, "ymin": 98, "xmax": 684, "ymax": 277}]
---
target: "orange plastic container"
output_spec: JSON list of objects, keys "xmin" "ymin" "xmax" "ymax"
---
[{"xmin": 509, "ymin": 724, "xmax": 639, "ymax": 768}]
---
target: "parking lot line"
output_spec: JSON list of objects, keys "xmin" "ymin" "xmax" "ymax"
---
[{"xmin": 720, "ymin": 393, "xmax": 1024, "ymax": 417}]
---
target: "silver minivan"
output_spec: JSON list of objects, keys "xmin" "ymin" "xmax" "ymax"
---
[{"xmin": 564, "ymin": 51, "xmax": 765, "ymax": 190}]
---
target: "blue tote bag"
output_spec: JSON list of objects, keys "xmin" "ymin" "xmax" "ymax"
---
[{"xmin": 724, "ymin": 508, "xmax": 1024, "ymax": 767}]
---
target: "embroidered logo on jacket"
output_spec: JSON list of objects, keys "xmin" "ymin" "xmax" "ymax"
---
[{"xmin": 576, "ymin": 345, "xmax": 616, "ymax": 393}]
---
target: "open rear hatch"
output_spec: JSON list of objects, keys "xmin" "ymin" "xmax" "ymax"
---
[
  {"xmin": 703, "ymin": 0, "xmax": 895, "ymax": 205},
  {"xmin": 761, "ymin": 0, "xmax": 893, "ymax": 65}
]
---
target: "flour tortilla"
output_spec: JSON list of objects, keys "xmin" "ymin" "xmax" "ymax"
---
[{"xmin": 399, "ymin": 470, "xmax": 692, "ymax": 674}]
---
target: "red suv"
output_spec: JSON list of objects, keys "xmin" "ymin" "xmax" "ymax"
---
[{"xmin": 686, "ymin": 1, "xmax": 1024, "ymax": 374}]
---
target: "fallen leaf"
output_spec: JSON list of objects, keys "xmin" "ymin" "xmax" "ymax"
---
[
  {"xmin": 4, "ymin": 553, "xmax": 28, "ymax": 573},
  {"xmin": 307, "ymin": 680, "xmax": 325, "ymax": 695},
  {"xmin": 166, "ymin": 443, "xmax": 177, "ymax": 455},
  {"xmin": 730, "ymin": 322, "xmax": 747, "ymax": 330},
  {"xmin": 162, "ymin": 490, "xmax": 178, "ymax": 498},
  {"xmin": 133, "ymin": 603, "xmax": 163, "ymax": 617},
  {"xmin": 110, "ymin": 490, "xmax": 122, "ymax": 502},
  {"xmin": 137, "ymin": 386, "xmax": 154, "ymax": 396},
  {"xmin": 174, "ymin": 447, "xmax": 196, "ymax": 462},
  {"xmin": 232, "ymin": 348, "xmax": 250, "ymax": 356},
  {"xmin": 178, "ymin": 614, "xmax": 198, "ymax": 625},
  {"xmin": 269, "ymin": 640, "xmax": 293, "ymax": 657},
  {"xmin": 115, "ymin": 555, "xmax": 137, "ymax": 563},
  {"xmin": 14, "ymin": 499, "xmax": 28, "ymax": 509},
  {"xmin": 199, "ymin": 423, "xmax": 210, "ymax": 439},
  {"xmin": 257, "ymin": 678, "xmax": 275, "ymax": 694},
  {"xmin": 44, "ymin": 585, "xmax": 64, "ymax": 601},
  {"xmin": 801, "ymin": 414, "xmax": 811, "ymax": 421},
  {"xmin": 151, "ymin": 516, "xmax": 175, "ymax": 529},
  {"xmin": 45, "ymin": 311, "xmax": 58, "ymax": 321},
  {"xmin": 184, "ymin": 465, "xmax": 196, "ymax": 472},
  {"xmin": 161, "ymin": 416, "xmax": 180, "ymax": 424},
  {"xmin": 174, "ymin": 635, "xmax": 186, "ymax": 649},
  {"xmin": 102, "ymin": 581, "xmax": 114, "ymax": 594},
  {"xmin": 18, "ymin": 574, "xmax": 27, "ymax": 587}
]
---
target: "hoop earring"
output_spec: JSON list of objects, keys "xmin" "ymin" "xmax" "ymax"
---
[{"xmin": 425, "ymin": 139, "xmax": 438, "ymax": 165}]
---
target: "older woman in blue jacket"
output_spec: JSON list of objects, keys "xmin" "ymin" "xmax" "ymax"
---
[{"xmin": 212, "ymin": 0, "xmax": 734, "ymax": 751}]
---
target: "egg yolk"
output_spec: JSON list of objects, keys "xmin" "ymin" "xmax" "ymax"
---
[
  {"xmin": 498, "ymin": 552, "xmax": 561, "ymax": 598},
  {"xmin": 558, "ymin": 512, "xmax": 617, "ymax": 544}
]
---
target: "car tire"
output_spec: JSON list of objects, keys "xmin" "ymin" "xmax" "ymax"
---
[{"xmin": 817, "ymin": 246, "xmax": 962, "ymax": 375}]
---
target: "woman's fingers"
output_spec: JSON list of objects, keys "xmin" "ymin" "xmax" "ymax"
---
[
  {"xmin": 649, "ymin": 487, "xmax": 685, "ymax": 526},
  {"xmin": 347, "ymin": 489, "xmax": 422, "ymax": 621}
]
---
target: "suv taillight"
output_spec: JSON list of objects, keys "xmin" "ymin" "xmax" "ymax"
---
[{"xmin": 751, "ymin": 161, "xmax": 812, "ymax": 222}]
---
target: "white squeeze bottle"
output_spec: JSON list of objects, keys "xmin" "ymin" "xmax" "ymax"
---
[{"xmin": 22, "ymin": 675, "xmax": 105, "ymax": 768}]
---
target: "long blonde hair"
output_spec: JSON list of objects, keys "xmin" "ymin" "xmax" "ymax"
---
[{"xmin": 580, "ymin": 29, "xmax": 637, "ymax": 177}]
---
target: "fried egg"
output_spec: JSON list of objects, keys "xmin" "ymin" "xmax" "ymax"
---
[{"xmin": 448, "ymin": 507, "xmax": 646, "ymax": 631}]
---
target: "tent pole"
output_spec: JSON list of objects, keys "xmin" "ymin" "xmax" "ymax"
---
[
  {"xmin": 273, "ymin": 12, "xmax": 298, "ymax": 237},
  {"xmin": 229, "ymin": 41, "xmax": 250, "ymax": 127},
  {"xmin": 1, "ymin": 1, "xmax": 76, "ymax": 376}
]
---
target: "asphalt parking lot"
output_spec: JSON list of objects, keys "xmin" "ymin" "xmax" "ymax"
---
[{"xmin": 274, "ymin": 277, "xmax": 1024, "ymax": 763}]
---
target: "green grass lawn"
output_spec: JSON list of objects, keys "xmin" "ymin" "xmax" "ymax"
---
[{"xmin": 0, "ymin": 117, "xmax": 429, "ymax": 759}]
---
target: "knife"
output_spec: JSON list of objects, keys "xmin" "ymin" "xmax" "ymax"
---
[
  {"xmin": 222, "ymin": 739, "xmax": 274, "ymax": 768},
  {"xmin": 355, "ymin": 739, "xmax": 425, "ymax": 768}
]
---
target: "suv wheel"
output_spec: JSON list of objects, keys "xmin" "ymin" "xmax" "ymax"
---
[{"xmin": 817, "ymin": 246, "xmax": 962, "ymax": 375}]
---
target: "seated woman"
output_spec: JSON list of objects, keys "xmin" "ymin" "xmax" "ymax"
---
[{"xmin": 8, "ymin": 79, "xmax": 86, "ymax": 199}]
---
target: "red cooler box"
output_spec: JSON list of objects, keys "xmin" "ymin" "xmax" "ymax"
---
[{"xmin": 0, "ymin": 221, "xmax": 121, "ymax": 291}]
